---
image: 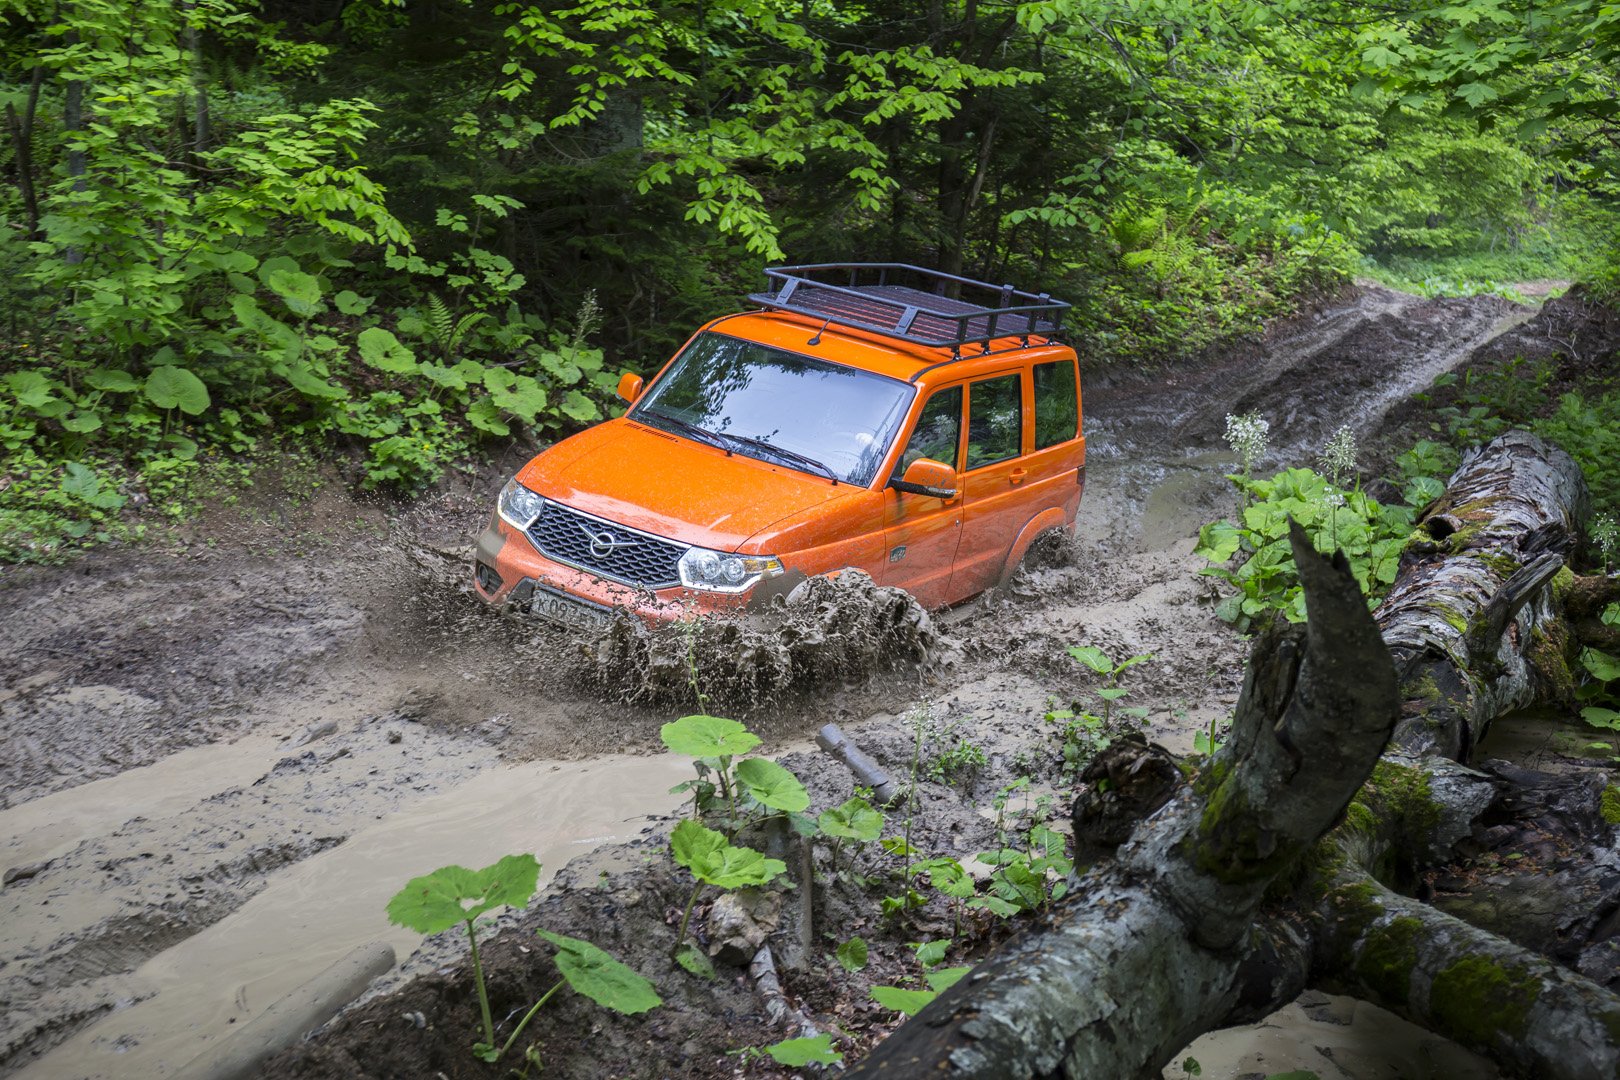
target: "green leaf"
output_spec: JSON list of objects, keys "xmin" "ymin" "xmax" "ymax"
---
[
  {"xmin": 925, "ymin": 966, "xmax": 970, "ymax": 993},
  {"xmin": 1096, "ymin": 687, "xmax": 1129, "ymax": 701},
  {"xmin": 674, "ymin": 943, "xmax": 716, "ymax": 979},
  {"xmin": 819, "ymin": 797, "xmax": 884, "ymax": 842},
  {"xmin": 734, "ymin": 757, "xmax": 809, "ymax": 812},
  {"xmin": 85, "ymin": 368, "xmax": 138, "ymax": 393},
  {"xmin": 467, "ymin": 397, "xmax": 511, "ymax": 435},
  {"xmin": 385, "ymin": 854, "xmax": 541, "ymax": 934},
  {"xmin": 1066, "ymin": 646, "xmax": 1113, "ymax": 675},
  {"xmin": 669, "ymin": 820, "xmax": 785, "ymax": 888},
  {"xmin": 559, "ymin": 389, "xmax": 599, "ymax": 423},
  {"xmin": 357, "ymin": 327, "xmax": 418, "ymax": 373},
  {"xmin": 267, "ymin": 268, "xmax": 324, "ymax": 319},
  {"xmin": 7, "ymin": 370, "xmax": 56, "ymax": 409},
  {"xmin": 334, "ymin": 290, "xmax": 373, "ymax": 315},
  {"xmin": 1581, "ymin": 707, "xmax": 1620, "ymax": 731},
  {"xmin": 660, "ymin": 715, "xmax": 761, "ymax": 758},
  {"xmin": 913, "ymin": 939, "xmax": 949, "ymax": 968},
  {"xmin": 536, "ymin": 930, "xmax": 661, "ymax": 1015},
  {"xmin": 1581, "ymin": 648, "xmax": 1620, "ymax": 683},
  {"xmin": 61, "ymin": 462, "xmax": 104, "ymax": 501},
  {"xmin": 767, "ymin": 1033, "xmax": 843, "ymax": 1066},
  {"xmin": 144, "ymin": 366, "xmax": 211, "ymax": 415},
  {"xmin": 62, "ymin": 411, "xmax": 103, "ymax": 433},
  {"xmin": 836, "ymin": 936, "xmax": 868, "ymax": 973},
  {"xmin": 285, "ymin": 365, "xmax": 350, "ymax": 401},
  {"xmin": 162, "ymin": 434, "xmax": 199, "ymax": 461},
  {"xmin": 870, "ymin": 985, "xmax": 937, "ymax": 1016},
  {"xmin": 1195, "ymin": 519, "xmax": 1243, "ymax": 561}
]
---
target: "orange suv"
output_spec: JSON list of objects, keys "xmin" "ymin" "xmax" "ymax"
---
[{"xmin": 473, "ymin": 264, "xmax": 1083, "ymax": 629}]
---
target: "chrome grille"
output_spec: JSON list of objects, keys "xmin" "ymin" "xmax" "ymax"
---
[{"xmin": 526, "ymin": 502, "xmax": 686, "ymax": 588}]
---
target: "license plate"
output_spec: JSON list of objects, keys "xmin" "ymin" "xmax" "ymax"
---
[{"xmin": 529, "ymin": 585, "xmax": 614, "ymax": 633}]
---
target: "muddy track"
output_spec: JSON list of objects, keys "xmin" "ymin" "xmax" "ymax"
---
[{"xmin": 0, "ymin": 284, "xmax": 1541, "ymax": 1078}]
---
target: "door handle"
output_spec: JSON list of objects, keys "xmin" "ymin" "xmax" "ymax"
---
[{"xmin": 1009, "ymin": 467, "xmax": 1027, "ymax": 486}]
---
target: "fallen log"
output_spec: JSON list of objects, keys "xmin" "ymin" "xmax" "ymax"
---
[
  {"xmin": 852, "ymin": 432, "xmax": 1620, "ymax": 1079},
  {"xmin": 1379, "ymin": 430, "xmax": 1588, "ymax": 758}
]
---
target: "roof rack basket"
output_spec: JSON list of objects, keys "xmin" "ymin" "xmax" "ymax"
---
[{"xmin": 748, "ymin": 263, "xmax": 1070, "ymax": 355}]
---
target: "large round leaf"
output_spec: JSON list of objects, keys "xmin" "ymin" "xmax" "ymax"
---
[
  {"xmin": 357, "ymin": 327, "xmax": 418, "ymax": 373},
  {"xmin": 144, "ymin": 366, "xmax": 211, "ymax": 415},
  {"xmin": 267, "ymin": 268, "xmax": 324, "ymax": 319},
  {"xmin": 735, "ymin": 757, "xmax": 809, "ymax": 812},
  {"xmin": 385, "ymin": 853, "xmax": 540, "ymax": 934},
  {"xmin": 818, "ymin": 797, "xmax": 884, "ymax": 842},
  {"xmin": 659, "ymin": 715, "xmax": 760, "ymax": 758},
  {"xmin": 537, "ymin": 930, "xmax": 661, "ymax": 1015}
]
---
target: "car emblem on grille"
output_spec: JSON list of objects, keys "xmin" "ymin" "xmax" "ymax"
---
[{"xmin": 581, "ymin": 524, "xmax": 638, "ymax": 559}]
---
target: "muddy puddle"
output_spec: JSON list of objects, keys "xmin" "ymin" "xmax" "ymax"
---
[
  {"xmin": 10, "ymin": 752, "xmax": 691, "ymax": 1079},
  {"xmin": 0, "ymin": 282, "xmax": 1551, "ymax": 1077}
]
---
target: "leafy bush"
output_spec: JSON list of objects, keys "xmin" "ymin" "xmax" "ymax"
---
[{"xmin": 1197, "ymin": 467, "xmax": 1418, "ymax": 629}]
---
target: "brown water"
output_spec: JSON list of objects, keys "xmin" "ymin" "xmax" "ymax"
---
[{"xmin": 15, "ymin": 755, "xmax": 690, "ymax": 1079}]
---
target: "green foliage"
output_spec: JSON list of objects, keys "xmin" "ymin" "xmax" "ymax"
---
[
  {"xmin": 766, "ymin": 1033, "xmax": 844, "ymax": 1066},
  {"xmin": 819, "ymin": 798, "xmax": 885, "ymax": 843},
  {"xmin": 835, "ymin": 936, "xmax": 869, "ymax": 973},
  {"xmin": 383, "ymin": 857, "xmax": 656, "ymax": 1065},
  {"xmin": 660, "ymin": 715, "xmax": 762, "ymax": 759},
  {"xmin": 535, "ymin": 930, "xmax": 661, "ymax": 1015},
  {"xmin": 670, "ymin": 820, "xmax": 787, "ymax": 890},
  {"xmin": 870, "ymin": 967, "xmax": 970, "ymax": 1016},
  {"xmin": 385, "ymin": 855, "xmax": 541, "ymax": 934},
  {"xmin": 1197, "ymin": 466, "xmax": 1422, "ymax": 630}
]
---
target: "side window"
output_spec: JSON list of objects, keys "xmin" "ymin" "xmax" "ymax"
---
[
  {"xmin": 898, "ymin": 386, "xmax": 963, "ymax": 473},
  {"xmin": 966, "ymin": 373, "xmax": 1022, "ymax": 469},
  {"xmin": 1033, "ymin": 359, "xmax": 1078, "ymax": 449}
]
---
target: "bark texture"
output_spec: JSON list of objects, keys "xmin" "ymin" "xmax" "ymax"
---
[{"xmin": 1379, "ymin": 429, "xmax": 1588, "ymax": 758}]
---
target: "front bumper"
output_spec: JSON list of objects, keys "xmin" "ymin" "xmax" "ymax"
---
[{"xmin": 472, "ymin": 515, "xmax": 777, "ymax": 622}]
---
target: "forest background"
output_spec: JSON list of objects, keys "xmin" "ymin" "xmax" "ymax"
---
[{"xmin": 2, "ymin": 0, "xmax": 1617, "ymax": 560}]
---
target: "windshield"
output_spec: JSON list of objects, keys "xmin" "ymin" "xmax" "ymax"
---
[{"xmin": 633, "ymin": 332, "xmax": 914, "ymax": 486}]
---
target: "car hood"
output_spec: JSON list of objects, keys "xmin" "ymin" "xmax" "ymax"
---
[{"xmin": 516, "ymin": 419, "xmax": 858, "ymax": 552}]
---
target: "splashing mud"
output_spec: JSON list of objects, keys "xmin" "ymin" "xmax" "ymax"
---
[{"xmin": 578, "ymin": 570, "xmax": 949, "ymax": 710}]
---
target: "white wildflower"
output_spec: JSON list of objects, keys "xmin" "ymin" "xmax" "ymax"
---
[
  {"xmin": 1319, "ymin": 423, "xmax": 1359, "ymax": 487},
  {"xmin": 1594, "ymin": 514, "xmax": 1620, "ymax": 571},
  {"xmin": 1323, "ymin": 490, "xmax": 1346, "ymax": 510},
  {"xmin": 1224, "ymin": 412, "xmax": 1270, "ymax": 477}
]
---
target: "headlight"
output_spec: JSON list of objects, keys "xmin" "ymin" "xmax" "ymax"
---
[
  {"xmin": 497, "ymin": 478, "xmax": 546, "ymax": 528},
  {"xmin": 678, "ymin": 546, "xmax": 785, "ymax": 593}
]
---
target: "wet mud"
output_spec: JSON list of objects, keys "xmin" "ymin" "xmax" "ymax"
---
[{"xmin": 0, "ymin": 282, "xmax": 1554, "ymax": 1077}]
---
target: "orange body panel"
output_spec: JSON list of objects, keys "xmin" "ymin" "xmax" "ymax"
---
[{"xmin": 472, "ymin": 306, "xmax": 1084, "ymax": 622}]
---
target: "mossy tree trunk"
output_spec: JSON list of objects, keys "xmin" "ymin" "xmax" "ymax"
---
[
  {"xmin": 851, "ymin": 432, "xmax": 1620, "ymax": 1079},
  {"xmin": 1379, "ymin": 429, "xmax": 1588, "ymax": 759}
]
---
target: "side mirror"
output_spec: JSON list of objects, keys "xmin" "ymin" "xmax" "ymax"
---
[
  {"xmin": 617, "ymin": 372, "xmax": 645, "ymax": 404},
  {"xmin": 891, "ymin": 457, "xmax": 958, "ymax": 499}
]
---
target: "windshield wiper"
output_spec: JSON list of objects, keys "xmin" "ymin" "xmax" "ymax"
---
[
  {"xmin": 639, "ymin": 409, "xmax": 733, "ymax": 453},
  {"xmin": 721, "ymin": 433, "xmax": 839, "ymax": 482}
]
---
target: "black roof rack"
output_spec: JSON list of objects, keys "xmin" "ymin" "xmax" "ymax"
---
[{"xmin": 748, "ymin": 263, "xmax": 1069, "ymax": 356}]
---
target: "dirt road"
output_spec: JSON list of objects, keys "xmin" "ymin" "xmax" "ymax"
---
[{"xmin": 0, "ymin": 284, "xmax": 1531, "ymax": 1078}]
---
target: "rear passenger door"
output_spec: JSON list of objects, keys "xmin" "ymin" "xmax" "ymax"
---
[
  {"xmin": 951, "ymin": 370, "xmax": 1028, "ymax": 599},
  {"xmin": 880, "ymin": 385, "xmax": 964, "ymax": 609},
  {"xmin": 1025, "ymin": 356, "xmax": 1084, "ymax": 521}
]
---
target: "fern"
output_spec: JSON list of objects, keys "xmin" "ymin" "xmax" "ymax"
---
[{"xmin": 426, "ymin": 294, "xmax": 455, "ymax": 351}]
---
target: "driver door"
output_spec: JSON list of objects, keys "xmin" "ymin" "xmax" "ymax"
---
[{"xmin": 879, "ymin": 384, "xmax": 964, "ymax": 608}]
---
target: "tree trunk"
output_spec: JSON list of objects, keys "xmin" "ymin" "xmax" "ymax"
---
[
  {"xmin": 1380, "ymin": 429, "xmax": 1588, "ymax": 758},
  {"xmin": 851, "ymin": 432, "xmax": 1620, "ymax": 1079}
]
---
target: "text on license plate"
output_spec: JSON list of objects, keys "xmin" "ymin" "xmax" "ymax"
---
[{"xmin": 530, "ymin": 586, "xmax": 614, "ymax": 633}]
